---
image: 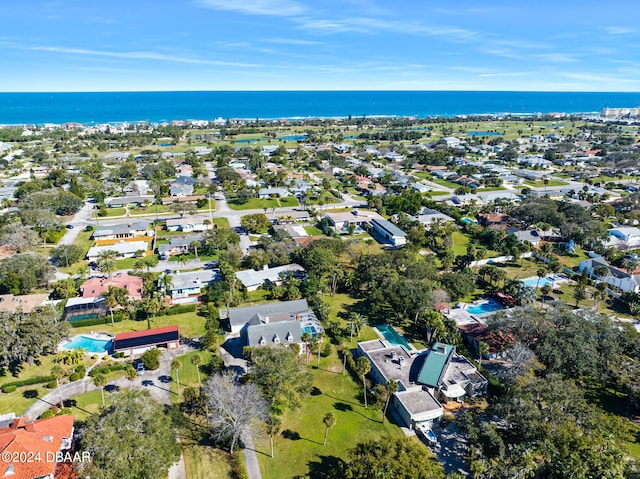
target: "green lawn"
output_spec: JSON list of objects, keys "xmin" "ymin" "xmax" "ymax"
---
[
  {"xmin": 96, "ymin": 207, "xmax": 126, "ymax": 218},
  {"xmin": 431, "ymin": 178, "xmax": 459, "ymax": 189},
  {"xmin": 304, "ymin": 226, "xmax": 325, "ymax": 236},
  {"xmin": 227, "ymin": 196, "xmax": 299, "ymax": 211},
  {"xmin": 255, "ymin": 349, "xmax": 418, "ymax": 479},
  {"xmin": 168, "ymin": 252, "xmax": 219, "ymax": 262},
  {"xmin": 115, "ymin": 254, "xmax": 158, "ymax": 270},
  {"xmin": 452, "ymin": 231, "xmax": 471, "ymax": 256},
  {"xmin": 425, "ymin": 191, "xmax": 449, "ymax": 197},
  {"xmin": 170, "ymin": 350, "xmax": 216, "ymax": 398},
  {"xmin": 523, "ymin": 179, "xmax": 569, "ymax": 187},
  {"xmin": 71, "ymin": 310, "xmax": 207, "ymax": 339},
  {"xmin": 476, "ymin": 186, "xmax": 507, "ymax": 192},
  {"xmin": 183, "ymin": 446, "xmax": 235, "ymax": 479},
  {"xmin": 66, "ymin": 390, "xmax": 105, "ymax": 422}
]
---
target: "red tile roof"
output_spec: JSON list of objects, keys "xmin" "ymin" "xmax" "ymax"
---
[
  {"xmin": 0, "ymin": 415, "xmax": 74, "ymax": 479},
  {"xmin": 80, "ymin": 273, "xmax": 143, "ymax": 301}
]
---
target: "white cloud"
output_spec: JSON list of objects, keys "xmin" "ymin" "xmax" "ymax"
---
[
  {"xmin": 533, "ymin": 53, "xmax": 580, "ymax": 63},
  {"xmin": 604, "ymin": 26, "xmax": 637, "ymax": 35},
  {"xmin": 28, "ymin": 45, "xmax": 259, "ymax": 68},
  {"xmin": 196, "ymin": 0, "xmax": 306, "ymax": 17}
]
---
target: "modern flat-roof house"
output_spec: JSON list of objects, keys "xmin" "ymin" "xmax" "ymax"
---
[
  {"xmin": 358, "ymin": 340, "xmax": 486, "ymax": 429},
  {"xmin": 0, "ymin": 414, "xmax": 74, "ymax": 479},
  {"xmin": 113, "ymin": 325, "xmax": 179, "ymax": 356},
  {"xmin": 165, "ymin": 270, "xmax": 219, "ymax": 302},
  {"xmin": 324, "ymin": 210, "xmax": 384, "ymax": 235},
  {"xmin": 234, "ymin": 264, "xmax": 306, "ymax": 292},
  {"xmin": 80, "ymin": 273, "xmax": 144, "ymax": 301},
  {"xmin": 606, "ymin": 227, "xmax": 640, "ymax": 250},
  {"xmin": 369, "ymin": 218, "xmax": 407, "ymax": 247},
  {"xmin": 104, "ymin": 194, "xmax": 155, "ymax": 207},
  {"xmin": 222, "ymin": 299, "xmax": 311, "ymax": 334},
  {"xmin": 86, "ymin": 241, "xmax": 149, "ymax": 262}
]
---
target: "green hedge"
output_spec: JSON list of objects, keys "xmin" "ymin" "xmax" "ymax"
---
[
  {"xmin": 2, "ymin": 385, "xmax": 16, "ymax": 393},
  {"xmin": 89, "ymin": 363, "xmax": 125, "ymax": 377},
  {"xmin": 69, "ymin": 314, "xmax": 124, "ymax": 328},
  {"xmin": 2, "ymin": 375, "xmax": 54, "ymax": 392},
  {"xmin": 156, "ymin": 304, "xmax": 197, "ymax": 316},
  {"xmin": 69, "ymin": 372, "xmax": 85, "ymax": 382}
]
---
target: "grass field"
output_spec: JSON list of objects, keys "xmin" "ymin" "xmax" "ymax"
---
[
  {"xmin": 254, "ymin": 348, "xmax": 422, "ymax": 479},
  {"xmin": 304, "ymin": 226, "xmax": 325, "ymax": 236},
  {"xmin": 72, "ymin": 310, "xmax": 208, "ymax": 339},
  {"xmin": 228, "ymin": 196, "xmax": 299, "ymax": 210},
  {"xmin": 523, "ymin": 179, "xmax": 569, "ymax": 187}
]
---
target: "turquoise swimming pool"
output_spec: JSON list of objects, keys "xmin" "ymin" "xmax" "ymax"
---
[
  {"xmin": 521, "ymin": 275, "xmax": 557, "ymax": 288},
  {"xmin": 375, "ymin": 324, "xmax": 412, "ymax": 350},
  {"xmin": 63, "ymin": 335, "xmax": 112, "ymax": 354},
  {"xmin": 467, "ymin": 298, "xmax": 504, "ymax": 315}
]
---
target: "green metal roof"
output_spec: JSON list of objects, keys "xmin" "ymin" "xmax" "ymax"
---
[{"xmin": 417, "ymin": 342, "xmax": 454, "ymax": 387}]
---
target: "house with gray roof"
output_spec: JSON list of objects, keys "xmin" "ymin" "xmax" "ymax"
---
[
  {"xmin": 170, "ymin": 183, "xmax": 194, "ymax": 197},
  {"xmin": 579, "ymin": 256, "xmax": 640, "ymax": 293},
  {"xmin": 235, "ymin": 264, "xmax": 306, "ymax": 292},
  {"xmin": 241, "ymin": 317, "xmax": 302, "ymax": 349},
  {"xmin": 370, "ymin": 218, "xmax": 407, "ymax": 247},
  {"xmin": 222, "ymin": 299, "xmax": 310, "ymax": 333},
  {"xmin": 163, "ymin": 269, "xmax": 218, "ymax": 302}
]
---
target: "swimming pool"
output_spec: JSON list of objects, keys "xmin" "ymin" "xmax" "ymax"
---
[
  {"xmin": 521, "ymin": 275, "xmax": 557, "ymax": 288},
  {"xmin": 63, "ymin": 335, "xmax": 112, "ymax": 354},
  {"xmin": 466, "ymin": 298, "xmax": 504, "ymax": 315},
  {"xmin": 375, "ymin": 324, "xmax": 412, "ymax": 350}
]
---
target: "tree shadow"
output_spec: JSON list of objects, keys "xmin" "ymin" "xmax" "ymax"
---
[
  {"xmin": 282, "ymin": 429, "xmax": 301, "ymax": 441},
  {"xmin": 307, "ymin": 455, "xmax": 344, "ymax": 479},
  {"xmin": 23, "ymin": 389, "xmax": 39, "ymax": 399},
  {"xmin": 333, "ymin": 402, "xmax": 352, "ymax": 412},
  {"xmin": 310, "ymin": 386, "xmax": 322, "ymax": 396}
]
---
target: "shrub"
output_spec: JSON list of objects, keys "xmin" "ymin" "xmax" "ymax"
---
[
  {"xmin": 89, "ymin": 363, "xmax": 126, "ymax": 377},
  {"xmin": 2, "ymin": 385, "xmax": 17, "ymax": 393},
  {"xmin": 115, "ymin": 352, "xmax": 126, "ymax": 359},
  {"xmin": 156, "ymin": 304, "xmax": 197, "ymax": 316},
  {"xmin": 84, "ymin": 225, "xmax": 95, "ymax": 232},
  {"xmin": 75, "ymin": 365, "xmax": 85, "ymax": 374},
  {"xmin": 69, "ymin": 372, "xmax": 84, "ymax": 382},
  {"xmin": 1, "ymin": 375, "xmax": 54, "ymax": 390},
  {"xmin": 141, "ymin": 348, "xmax": 161, "ymax": 370},
  {"xmin": 46, "ymin": 380, "xmax": 57, "ymax": 389},
  {"xmin": 39, "ymin": 410, "xmax": 55, "ymax": 419}
]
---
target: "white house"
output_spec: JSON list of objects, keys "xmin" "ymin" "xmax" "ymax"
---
[
  {"xmin": 235, "ymin": 264, "xmax": 306, "ymax": 292},
  {"xmin": 370, "ymin": 218, "xmax": 407, "ymax": 247},
  {"xmin": 86, "ymin": 241, "xmax": 149, "ymax": 262},
  {"xmin": 606, "ymin": 227, "xmax": 640, "ymax": 250},
  {"xmin": 579, "ymin": 257, "xmax": 640, "ymax": 293},
  {"xmin": 166, "ymin": 215, "xmax": 213, "ymax": 232},
  {"xmin": 164, "ymin": 270, "xmax": 219, "ymax": 302}
]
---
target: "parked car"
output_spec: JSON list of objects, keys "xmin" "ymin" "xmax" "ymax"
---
[{"xmin": 136, "ymin": 363, "xmax": 145, "ymax": 376}]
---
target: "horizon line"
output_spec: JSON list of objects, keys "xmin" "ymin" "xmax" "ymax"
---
[{"xmin": 1, "ymin": 89, "xmax": 640, "ymax": 94}]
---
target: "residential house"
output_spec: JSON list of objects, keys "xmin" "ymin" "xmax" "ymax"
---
[
  {"xmin": 169, "ymin": 183, "xmax": 194, "ymax": 197},
  {"xmin": 104, "ymin": 194, "xmax": 155, "ymax": 208},
  {"xmin": 0, "ymin": 294, "xmax": 49, "ymax": 313},
  {"xmin": 579, "ymin": 257, "xmax": 640, "ymax": 293},
  {"xmin": 92, "ymin": 221, "xmax": 150, "ymax": 240},
  {"xmin": 113, "ymin": 325, "xmax": 180, "ymax": 356},
  {"xmin": 506, "ymin": 226, "xmax": 543, "ymax": 246},
  {"xmin": 235, "ymin": 264, "xmax": 306, "ymax": 292},
  {"xmin": 164, "ymin": 270, "xmax": 218, "ymax": 302},
  {"xmin": 606, "ymin": 227, "xmax": 640, "ymax": 250},
  {"xmin": 165, "ymin": 215, "xmax": 212, "ymax": 232},
  {"xmin": 157, "ymin": 235, "xmax": 203, "ymax": 259},
  {"xmin": 0, "ymin": 415, "xmax": 75, "ymax": 479},
  {"xmin": 478, "ymin": 213, "xmax": 508, "ymax": 228},
  {"xmin": 80, "ymin": 273, "xmax": 144, "ymax": 301},
  {"xmin": 416, "ymin": 208, "xmax": 455, "ymax": 229},
  {"xmin": 324, "ymin": 210, "xmax": 384, "ymax": 235},
  {"xmin": 161, "ymin": 194, "xmax": 205, "ymax": 205},
  {"xmin": 458, "ymin": 320, "xmax": 516, "ymax": 360},
  {"xmin": 369, "ymin": 218, "xmax": 407, "ymax": 247},
  {"xmin": 221, "ymin": 299, "xmax": 310, "ymax": 334},
  {"xmin": 258, "ymin": 187, "xmax": 289, "ymax": 199},
  {"xmin": 384, "ymin": 151, "xmax": 405, "ymax": 163},
  {"xmin": 86, "ymin": 241, "xmax": 149, "ymax": 262}
]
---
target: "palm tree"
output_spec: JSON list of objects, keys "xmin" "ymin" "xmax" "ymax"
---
[
  {"xmin": 104, "ymin": 286, "xmax": 124, "ymax": 327},
  {"xmin": 158, "ymin": 274, "xmax": 173, "ymax": 304},
  {"xmin": 348, "ymin": 312, "xmax": 368, "ymax": 342},
  {"xmin": 145, "ymin": 293, "xmax": 161, "ymax": 329},
  {"xmin": 356, "ymin": 356, "xmax": 371, "ymax": 408},
  {"xmin": 322, "ymin": 412, "xmax": 336, "ymax": 446},
  {"xmin": 171, "ymin": 359, "xmax": 182, "ymax": 399},
  {"xmin": 51, "ymin": 365, "xmax": 65, "ymax": 407},
  {"xmin": 93, "ymin": 373, "xmax": 107, "ymax": 407},
  {"xmin": 124, "ymin": 365, "xmax": 137, "ymax": 388},
  {"xmin": 536, "ymin": 267, "xmax": 547, "ymax": 289},
  {"xmin": 302, "ymin": 332, "xmax": 312, "ymax": 365},
  {"xmin": 266, "ymin": 415, "xmax": 282, "ymax": 458},
  {"xmin": 548, "ymin": 260, "xmax": 563, "ymax": 291},
  {"xmin": 191, "ymin": 354, "xmax": 202, "ymax": 386},
  {"xmin": 98, "ymin": 258, "xmax": 117, "ymax": 277},
  {"xmin": 191, "ymin": 240, "xmax": 201, "ymax": 259},
  {"xmin": 382, "ymin": 380, "xmax": 398, "ymax": 424},
  {"xmin": 478, "ymin": 341, "xmax": 490, "ymax": 368}
]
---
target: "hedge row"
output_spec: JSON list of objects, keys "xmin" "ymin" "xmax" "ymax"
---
[
  {"xmin": 89, "ymin": 363, "xmax": 126, "ymax": 377},
  {"xmin": 156, "ymin": 304, "xmax": 197, "ymax": 316},
  {"xmin": 69, "ymin": 314, "xmax": 124, "ymax": 328},
  {"xmin": 2, "ymin": 375, "xmax": 54, "ymax": 392}
]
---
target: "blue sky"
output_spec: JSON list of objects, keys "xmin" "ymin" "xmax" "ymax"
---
[{"xmin": 1, "ymin": 0, "xmax": 639, "ymax": 92}]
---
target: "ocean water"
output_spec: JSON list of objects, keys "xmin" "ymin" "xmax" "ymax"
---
[{"xmin": 1, "ymin": 91, "xmax": 640, "ymax": 125}]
